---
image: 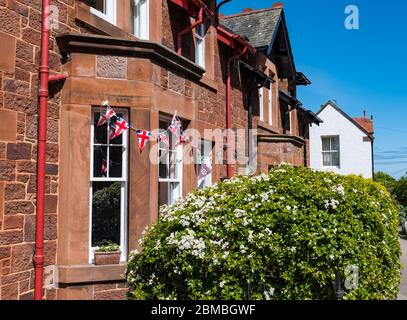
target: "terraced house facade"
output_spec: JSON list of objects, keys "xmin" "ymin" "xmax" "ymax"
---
[{"xmin": 0, "ymin": 0, "xmax": 320, "ymax": 300}]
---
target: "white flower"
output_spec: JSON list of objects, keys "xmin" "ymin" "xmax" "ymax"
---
[
  {"xmin": 265, "ymin": 227, "xmax": 273, "ymax": 236},
  {"xmin": 324, "ymin": 199, "xmax": 340, "ymax": 210},
  {"xmin": 263, "ymin": 287, "xmax": 275, "ymax": 300},
  {"xmin": 248, "ymin": 230, "xmax": 254, "ymax": 243},
  {"xmin": 219, "ymin": 280, "xmax": 226, "ymax": 288},
  {"xmin": 332, "ymin": 185, "xmax": 345, "ymax": 196}
]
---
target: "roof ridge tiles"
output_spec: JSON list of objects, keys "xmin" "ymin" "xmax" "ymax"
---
[{"xmin": 221, "ymin": 7, "xmax": 279, "ymax": 20}]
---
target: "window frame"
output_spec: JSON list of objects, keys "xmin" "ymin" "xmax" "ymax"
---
[
  {"xmin": 321, "ymin": 135, "xmax": 341, "ymax": 168},
  {"xmin": 259, "ymin": 87, "xmax": 264, "ymax": 122},
  {"xmin": 132, "ymin": 0, "xmax": 149, "ymax": 40},
  {"xmin": 89, "ymin": 0, "xmax": 117, "ymax": 25},
  {"xmin": 195, "ymin": 24, "xmax": 205, "ymax": 68},
  {"xmin": 89, "ymin": 108, "xmax": 129, "ymax": 264},
  {"xmin": 197, "ymin": 139, "xmax": 212, "ymax": 189},
  {"xmin": 268, "ymin": 86, "xmax": 273, "ymax": 125},
  {"xmin": 158, "ymin": 117, "xmax": 183, "ymax": 208}
]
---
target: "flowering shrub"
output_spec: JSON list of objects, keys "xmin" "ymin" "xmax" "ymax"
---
[{"xmin": 126, "ymin": 165, "xmax": 401, "ymax": 300}]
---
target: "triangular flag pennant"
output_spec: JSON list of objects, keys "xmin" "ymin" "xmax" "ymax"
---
[
  {"xmin": 137, "ymin": 130, "xmax": 151, "ymax": 151},
  {"xmin": 159, "ymin": 132, "xmax": 169, "ymax": 147},
  {"xmin": 176, "ymin": 127, "xmax": 190, "ymax": 146},
  {"xmin": 97, "ymin": 106, "xmax": 116, "ymax": 126},
  {"xmin": 110, "ymin": 117, "xmax": 130, "ymax": 140},
  {"xmin": 101, "ymin": 159, "xmax": 107, "ymax": 176},
  {"xmin": 169, "ymin": 113, "xmax": 181, "ymax": 135},
  {"xmin": 198, "ymin": 164, "xmax": 212, "ymax": 180}
]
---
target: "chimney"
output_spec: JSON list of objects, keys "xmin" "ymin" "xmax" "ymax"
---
[
  {"xmin": 272, "ymin": 2, "xmax": 284, "ymax": 9},
  {"xmin": 363, "ymin": 110, "xmax": 366, "ymax": 118},
  {"xmin": 242, "ymin": 8, "xmax": 252, "ymax": 13},
  {"xmin": 219, "ymin": 13, "xmax": 224, "ymax": 18}
]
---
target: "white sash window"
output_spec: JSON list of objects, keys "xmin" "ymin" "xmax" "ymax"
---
[
  {"xmin": 158, "ymin": 118, "xmax": 183, "ymax": 208},
  {"xmin": 89, "ymin": 108, "xmax": 128, "ymax": 263},
  {"xmin": 89, "ymin": 0, "xmax": 117, "ymax": 25},
  {"xmin": 132, "ymin": 0, "xmax": 149, "ymax": 40}
]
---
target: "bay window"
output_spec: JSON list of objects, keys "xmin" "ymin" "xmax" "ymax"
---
[
  {"xmin": 158, "ymin": 118, "xmax": 183, "ymax": 208},
  {"xmin": 90, "ymin": 108, "xmax": 128, "ymax": 263},
  {"xmin": 132, "ymin": 0, "xmax": 149, "ymax": 40},
  {"xmin": 88, "ymin": 0, "xmax": 117, "ymax": 25}
]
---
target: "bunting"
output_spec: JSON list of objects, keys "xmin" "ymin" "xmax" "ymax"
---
[
  {"xmin": 110, "ymin": 117, "xmax": 130, "ymax": 140},
  {"xmin": 137, "ymin": 130, "xmax": 152, "ymax": 151},
  {"xmin": 97, "ymin": 101, "xmax": 191, "ymax": 153},
  {"xmin": 198, "ymin": 164, "xmax": 212, "ymax": 180},
  {"xmin": 101, "ymin": 159, "xmax": 107, "ymax": 176}
]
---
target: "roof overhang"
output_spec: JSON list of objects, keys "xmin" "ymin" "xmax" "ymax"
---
[
  {"xmin": 296, "ymin": 72, "xmax": 311, "ymax": 86},
  {"xmin": 217, "ymin": 24, "xmax": 256, "ymax": 55},
  {"xmin": 267, "ymin": 11, "xmax": 296, "ymax": 80},
  {"xmin": 279, "ymin": 89, "xmax": 301, "ymax": 109},
  {"xmin": 239, "ymin": 60, "xmax": 274, "ymax": 89}
]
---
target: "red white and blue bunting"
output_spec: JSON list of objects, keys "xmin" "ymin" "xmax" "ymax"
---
[{"xmin": 97, "ymin": 101, "xmax": 191, "ymax": 174}]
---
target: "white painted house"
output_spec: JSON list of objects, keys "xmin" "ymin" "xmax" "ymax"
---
[{"xmin": 309, "ymin": 101, "xmax": 374, "ymax": 178}]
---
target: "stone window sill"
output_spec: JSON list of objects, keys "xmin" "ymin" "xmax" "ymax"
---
[
  {"xmin": 257, "ymin": 120, "xmax": 280, "ymax": 134},
  {"xmin": 57, "ymin": 263, "xmax": 127, "ymax": 285},
  {"xmin": 75, "ymin": 2, "xmax": 133, "ymax": 40}
]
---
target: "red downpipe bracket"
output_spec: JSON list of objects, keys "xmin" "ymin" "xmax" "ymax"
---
[
  {"xmin": 34, "ymin": 0, "xmax": 51, "ymax": 300},
  {"xmin": 177, "ymin": 7, "xmax": 204, "ymax": 55}
]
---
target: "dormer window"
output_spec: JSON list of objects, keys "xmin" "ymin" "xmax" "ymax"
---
[{"xmin": 88, "ymin": 0, "xmax": 117, "ymax": 25}]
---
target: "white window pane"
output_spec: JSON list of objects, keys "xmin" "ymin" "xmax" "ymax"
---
[
  {"xmin": 322, "ymin": 137, "xmax": 330, "ymax": 151},
  {"xmin": 133, "ymin": 0, "xmax": 149, "ymax": 39},
  {"xmin": 88, "ymin": 0, "xmax": 106, "ymax": 13},
  {"xmin": 259, "ymin": 88, "xmax": 264, "ymax": 121},
  {"xmin": 91, "ymin": 181, "xmax": 121, "ymax": 247},
  {"xmin": 93, "ymin": 146, "xmax": 107, "ymax": 177},
  {"xmin": 322, "ymin": 152, "xmax": 332, "ymax": 167},
  {"xmin": 332, "ymin": 152, "xmax": 340, "ymax": 166}
]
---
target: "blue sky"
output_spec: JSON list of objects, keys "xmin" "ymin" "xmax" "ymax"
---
[{"xmin": 220, "ymin": 0, "xmax": 407, "ymax": 178}]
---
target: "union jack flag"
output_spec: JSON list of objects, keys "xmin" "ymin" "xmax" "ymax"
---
[
  {"xmin": 159, "ymin": 132, "xmax": 169, "ymax": 147},
  {"xmin": 110, "ymin": 117, "xmax": 130, "ymax": 140},
  {"xmin": 168, "ymin": 113, "xmax": 181, "ymax": 135},
  {"xmin": 97, "ymin": 106, "xmax": 116, "ymax": 126},
  {"xmin": 198, "ymin": 164, "xmax": 212, "ymax": 180},
  {"xmin": 176, "ymin": 127, "xmax": 190, "ymax": 146},
  {"xmin": 137, "ymin": 130, "xmax": 152, "ymax": 151}
]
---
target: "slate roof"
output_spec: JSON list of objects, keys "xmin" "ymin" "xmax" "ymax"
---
[{"xmin": 221, "ymin": 8, "xmax": 282, "ymax": 49}]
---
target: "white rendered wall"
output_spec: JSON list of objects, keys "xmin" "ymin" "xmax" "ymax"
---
[{"xmin": 309, "ymin": 104, "xmax": 373, "ymax": 178}]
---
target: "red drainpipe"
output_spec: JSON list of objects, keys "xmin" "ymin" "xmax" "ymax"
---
[
  {"xmin": 34, "ymin": 0, "xmax": 67, "ymax": 300},
  {"xmin": 226, "ymin": 46, "xmax": 249, "ymax": 178},
  {"xmin": 177, "ymin": 7, "xmax": 204, "ymax": 55},
  {"xmin": 34, "ymin": 0, "xmax": 51, "ymax": 300}
]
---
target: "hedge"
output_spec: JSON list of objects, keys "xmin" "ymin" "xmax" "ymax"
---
[{"xmin": 126, "ymin": 164, "xmax": 401, "ymax": 300}]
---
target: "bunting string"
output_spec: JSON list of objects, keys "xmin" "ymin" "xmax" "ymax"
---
[{"xmin": 96, "ymin": 101, "xmax": 192, "ymax": 175}]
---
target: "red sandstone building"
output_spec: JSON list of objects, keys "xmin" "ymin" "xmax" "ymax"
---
[{"xmin": 0, "ymin": 0, "xmax": 321, "ymax": 300}]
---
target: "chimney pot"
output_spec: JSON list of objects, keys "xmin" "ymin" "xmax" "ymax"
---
[
  {"xmin": 242, "ymin": 8, "xmax": 252, "ymax": 13},
  {"xmin": 363, "ymin": 110, "xmax": 366, "ymax": 118},
  {"xmin": 272, "ymin": 2, "xmax": 284, "ymax": 9}
]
